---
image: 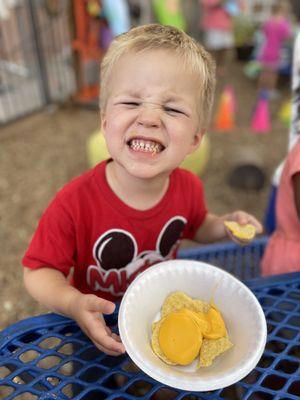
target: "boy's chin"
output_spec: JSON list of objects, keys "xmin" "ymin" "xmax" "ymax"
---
[{"xmin": 124, "ymin": 163, "xmax": 171, "ymax": 180}]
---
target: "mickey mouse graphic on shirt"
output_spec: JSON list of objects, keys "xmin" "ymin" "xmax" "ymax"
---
[{"xmin": 87, "ymin": 216, "xmax": 186, "ymax": 296}]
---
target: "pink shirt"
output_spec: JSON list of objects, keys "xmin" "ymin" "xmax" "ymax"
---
[
  {"xmin": 201, "ymin": 0, "xmax": 232, "ymax": 31},
  {"xmin": 258, "ymin": 16, "xmax": 291, "ymax": 67},
  {"xmin": 262, "ymin": 140, "xmax": 300, "ymax": 275}
]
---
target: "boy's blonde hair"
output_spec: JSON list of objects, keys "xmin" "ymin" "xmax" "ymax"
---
[{"xmin": 100, "ymin": 24, "xmax": 216, "ymax": 129}]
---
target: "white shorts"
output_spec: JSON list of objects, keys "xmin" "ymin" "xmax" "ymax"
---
[{"xmin": 204, "ymin": 30, "xmax": 234, "ymax": 51}]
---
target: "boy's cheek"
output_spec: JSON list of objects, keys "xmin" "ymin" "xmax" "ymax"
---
[{"xmin": 101, "ymin": 116, "xmax": 118, "ymax": 135}]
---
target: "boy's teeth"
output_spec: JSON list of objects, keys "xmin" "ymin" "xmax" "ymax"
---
[{"xmin": 129, "ymin": 139, "xmax": 163, "ymax": 154}]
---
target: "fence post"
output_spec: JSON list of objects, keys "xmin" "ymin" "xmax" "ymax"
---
[{"xmin": 26, "ymin": 0, "xmax": 51, "ymax": 104}]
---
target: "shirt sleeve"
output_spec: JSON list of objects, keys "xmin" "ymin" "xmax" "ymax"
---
[{"xmin": 22, "ymin": 197, "xmax": 76, "ymax": 277}]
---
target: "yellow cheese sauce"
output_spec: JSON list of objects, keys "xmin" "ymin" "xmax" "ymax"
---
[
  {"xmin": 151, "ymin": 292, "xmax": 233, "ymax": 367},
  {"xmin": 158, "ymin": 305, "xmax": 226, "ymax": 365},
  {"xmin": 158, "ymin": 309, "xmax": 202, "ymax": 365}
]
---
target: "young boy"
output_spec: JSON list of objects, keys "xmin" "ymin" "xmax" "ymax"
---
[{"xmin": 23, "ymin": 24, "xmax": 262, "ymax": 356}]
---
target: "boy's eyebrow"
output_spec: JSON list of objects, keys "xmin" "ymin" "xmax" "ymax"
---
[
  {"xmin": 116, "ymin": 90, "xmax": 141, "ymax": 98},
  {"xmin": 116, "ymin": 91, "xmax": 185, "ymax": 103},
  {"xmin": 160, "ymin": 92, "xmax": 189, "ymax": 104},
  {"xmin": 163, "ymin": 95, "xmax": 184, "ymax": 103}
]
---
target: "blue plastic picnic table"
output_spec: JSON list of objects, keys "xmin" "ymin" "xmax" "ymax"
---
[{"xmin": 0, "ymin": 238, "xmax": 299, "ymax": 399}]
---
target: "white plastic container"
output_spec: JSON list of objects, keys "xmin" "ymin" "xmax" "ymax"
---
[{"xmin": 119, "ymin": 260, "xmax": 267, "ymax": 392}]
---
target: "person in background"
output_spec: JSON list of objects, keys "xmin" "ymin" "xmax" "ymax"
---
[
  {"xmin": 261, "ymin": 138, "xmax": 300, "ymax": 276},
  {"xmin": 22, "ymin": 24, "xmax": 262, "ymax": 355},
  {"xmin": 257, "ymin": 0, "xmax": 292, "ymax": 97},
  {"xmin": 200, "ymin": 0, "xmax": 240, "ymax": 76},
  {"xmin": 262, "ymin": 31, "xmax": 300, "ymax": 274},
  {"xmin": 264, "ymin": 31, "xmax": 300, "ymax": 235}
]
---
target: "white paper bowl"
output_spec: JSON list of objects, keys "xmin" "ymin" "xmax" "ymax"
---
[{"xmin": 118, "ymin": 260, "xmax": 267, "ymax": 392}]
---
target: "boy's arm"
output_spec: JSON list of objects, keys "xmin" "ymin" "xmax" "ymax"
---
[
  {"xmin": 194, "ymin": 211, "xmax": 263, "ymax": 244},
  {"xmin": 23, "ymin": 267, "xmax": 125, "ymax": 356},
  {"xmin": 193, "ymin": 213, "xmax": 227, "ymax": 243},
  {"xmin": 292, "ymin": 172, "xmax": 300, "ymax": 219},
  {"xmin": 24, "ymin": 267, "xmax": 80, "ymax": 316}
]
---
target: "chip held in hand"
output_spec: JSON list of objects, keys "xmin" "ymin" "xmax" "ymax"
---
[{"xmin": 224, "ymin": 221, "xmax": 256, "ymax": 241}]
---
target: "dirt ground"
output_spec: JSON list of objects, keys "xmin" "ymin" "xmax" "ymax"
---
[{"xmin": 0, "ymin": 58, "xmax": 291, "ymax": 332}]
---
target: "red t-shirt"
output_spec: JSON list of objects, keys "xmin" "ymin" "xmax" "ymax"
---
[{"xmin": 23, "ymin": 161, "xmax": 207, "ymax": 301}]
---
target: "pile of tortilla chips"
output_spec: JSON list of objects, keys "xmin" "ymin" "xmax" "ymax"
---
[{"xmin": 151, "ymin": 292, "xmax": 233, "ymax": 368}]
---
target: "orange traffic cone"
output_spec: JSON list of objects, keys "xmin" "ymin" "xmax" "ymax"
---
[{"xmin": 214, "ymin": 86, "xmax": 235, "ymax": 132}]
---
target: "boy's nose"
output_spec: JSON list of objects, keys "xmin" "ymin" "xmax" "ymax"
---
[{"xmin": 137, "ymin": 105, "xmax": 161, "ymax": 128}]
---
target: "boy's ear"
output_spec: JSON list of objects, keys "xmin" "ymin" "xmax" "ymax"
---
[{"xmin": 188, "ymin": 129, "xmax": 205, "ymax": 154}]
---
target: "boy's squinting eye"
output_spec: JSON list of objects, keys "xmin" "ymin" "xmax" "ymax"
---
[
  {"xmin": 121, "ymin": 101, "xmax": 140, "ymax": 107},
  {"xmin": 164, "ymin": 106, "xmax": 185, "ymax": 115},
  {"xmin": 117, "ymin": 102, "xmax": 186, "ymax": 116}
]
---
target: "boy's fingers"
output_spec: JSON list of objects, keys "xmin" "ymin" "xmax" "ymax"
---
[
  {"xmin": 236, "ymin": 214, "xmax": 248, "ymax": 225},
  {"xmin": 105, "ymin": 325, "xmax": 112, "ymax": 335},
  {"xmin": 94, "ymin": 333, "xmax": 126, "ymax": 354},
  {"xmin": 104, "ymin": 328, "xmax": 123, "ymax": 345},
  {"xmin": 101, "ymin": 299, "xmax": 116, "ymax": 314},
  {"xmin": 254, "ymin": 222, "xmax": 263, "ymax": 234},
  {"xmin": 111, "ymin": 332, "xmax": 122, "ymax": 342},
  {"xmin": 89, "ymin": 331, "xmax": 124, "ymax": 356},
  {"xmin": 87, "ymin": 295, "xmax": 115, "ymax": 314},
  {"xmin": 93, "ymin": 343, "xmax": 124, "ymax": 356},
  {"xmin": 87, "ymin": 320, "xmax": 125, "ymax": 355}
]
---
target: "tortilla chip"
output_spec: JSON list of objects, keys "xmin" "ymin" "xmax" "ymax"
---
[
  {"xmin": 198, "ymin": 336, "xmax": 233, "ymax": 367},
  {"xmin": 161, "ymin": 291, "xmax": 209, "ymax": 317},
  {"xmin": 224, "ymin": 221, "xmax": 256, "ymax": 240}
]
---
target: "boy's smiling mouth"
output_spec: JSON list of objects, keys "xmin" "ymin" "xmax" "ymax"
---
[{"xmin": 127, "ymin": 138, "xmax": 165, "ymax": 154}]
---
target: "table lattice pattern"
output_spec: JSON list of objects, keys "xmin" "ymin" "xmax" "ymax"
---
[
  {"xmin": 0, "ymin": 237, "xmax": 299, "ymax": 399},
  {"xmin": 0, "ymin": 273, "xmax": 299, "ymax": 400}
]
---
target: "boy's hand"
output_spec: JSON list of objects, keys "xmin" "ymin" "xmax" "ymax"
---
[
  {"xmin": 68, "ymin": 293, "xmax": 126, "ymax": 356},
  {"xmin": 224, "ymin": 211, "xmax": 263, "ymax": 245}
]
